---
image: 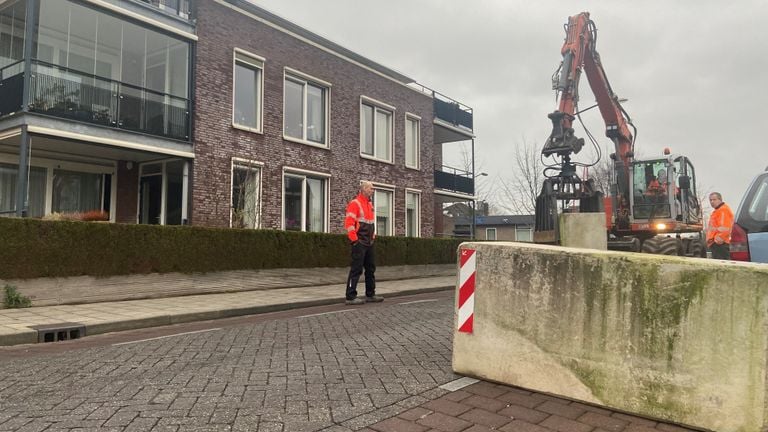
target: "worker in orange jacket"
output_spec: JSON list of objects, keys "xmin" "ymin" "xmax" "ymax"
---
[
  {"xmin": 706, "ymin": 192, "xmax": 734, "ymax": 260},
  {"xmin": 344, "ymin": 181, "xmax": 384, "ymax": 305}
]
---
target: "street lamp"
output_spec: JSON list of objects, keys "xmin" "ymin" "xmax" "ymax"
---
[{"xmin": 474, "ymin": 172, "xmax": 488, "ymax": 179}]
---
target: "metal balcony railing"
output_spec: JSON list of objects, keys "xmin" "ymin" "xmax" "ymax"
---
[
  {"xmin": 434, "ymin": 164, "xmax": 475, "ymax": 195},
  {"xmin": 26, "ymin": 60, "xmax": 190, "ymax": 141},
  {"xmin": 135, "ymin": 0, "xmax": 190, "ymax": 19},
  {"xmin": 409, "ymin": 83, "xmax": 473, "ymax": 131},
  {"xmin": 0, "ymin": 61, "xmax": 24, "ymax": 117}
]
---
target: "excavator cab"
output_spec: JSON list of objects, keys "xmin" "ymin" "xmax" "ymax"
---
[{"xmin": 628, "ymin": 155, "xmax": 702, "ymax": 227}]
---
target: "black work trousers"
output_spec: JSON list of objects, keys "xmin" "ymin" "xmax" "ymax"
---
[
  {"xmin": 346, "ymin": 242, "xmax": 376, "ymax": 300},
  {"xmin": 709, "ymin": 243, "xmax": 730, "ymax": 260}
]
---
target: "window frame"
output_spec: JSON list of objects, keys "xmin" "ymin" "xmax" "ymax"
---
[
  {"xmin": 232, "ymin": 48, "xmax": 265, "ymax": 133},
  {"xmin": 372, "ymin": 183, "xmax": 395, "ymax": 236},
  {"xmin": 486, "ymin": 227, "xmax": 497, "ymax": 241},
  {"xmin": 405, "ymin": 188, "xmax": 421, "ymax": 237},
  {"xmin": 230, "ymin": 158, "xmax": 263, "ymax": 229},
  {"xmin": 281, "ymin": 167, "xmax": 330, "ymax": 232},
  {"xmin": 405, "ymin": 113, "xmax": 421, "ymax": 169},
  {"xmin": 515, "ymin": 226, "xmax": 533, "ymax": 242},
  {"xmin": 283, "ymin": 67, "xmax": 331, "ymax": 148},
  {"xmin": 360, "ymin": 96, "xmax": 395, "ymax": 164}
]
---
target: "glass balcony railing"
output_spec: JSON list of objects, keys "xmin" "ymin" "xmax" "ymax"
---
[
  {"xmin": 26, "ymin": 61, "xmax": 190, "ymax": 141},
  {"xmin": 434, "ymin": 164, "xmax": 475, "ymax": 195},
  {"xmin": 0, "ymin": 61, "xmax": 24, "ymax": 117}
]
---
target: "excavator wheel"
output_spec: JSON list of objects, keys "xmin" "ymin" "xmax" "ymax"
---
[
  {"xmin": 684, "ymin": 237, "xmax": 707, "ymax": 258},
  {"xmin": 641, "ymin": 236, "xmax": 680, "ymax": 255}
]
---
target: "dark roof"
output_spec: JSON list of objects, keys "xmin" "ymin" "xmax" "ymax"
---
[
  {"xmin": 224, "ymin": 0, "xmax": 416, "ymax": 84},
  {"xmin": 475, "ymin": 215, "xmax": 534, "ymax": 226}
]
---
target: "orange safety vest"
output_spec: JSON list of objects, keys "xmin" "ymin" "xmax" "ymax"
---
[
  {"xmin": 344, "ymin": 193, "xmax": 376, "ymax": 245},
  {"xmin": 707, "ymin": 202, "xmax": 734, "ymax": 246}
]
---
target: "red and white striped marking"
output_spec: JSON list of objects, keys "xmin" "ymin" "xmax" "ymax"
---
[{"xmin": 458, "ymin": 248, "xmax": 476, "ymax": 333}]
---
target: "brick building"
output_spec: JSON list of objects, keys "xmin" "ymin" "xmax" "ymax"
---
[{"xmin": 0, "ymin": 0, "xmax": 475, "ymax": 237}]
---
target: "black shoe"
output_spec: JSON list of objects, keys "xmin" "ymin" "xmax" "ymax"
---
[
  {"xmin": 365, "ymin": 295, "xmax": 384, "ymax": 303},
  {"xmin": 345, "ymin": 297, "xmax": 365, "ymax": 305}
]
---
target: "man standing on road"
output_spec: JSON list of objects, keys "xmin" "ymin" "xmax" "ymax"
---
[
  {"xmin": 344, "ymin": 181, "xmax": 384, "ymax": 305},
  {"xmin": 707, "ymin": 192, "xmax": 734, "ymax": 260}
]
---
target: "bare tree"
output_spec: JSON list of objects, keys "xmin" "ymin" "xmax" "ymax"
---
[{"xmin": 497, "ymin": 138, "xmax": 545, "ymax": 215}]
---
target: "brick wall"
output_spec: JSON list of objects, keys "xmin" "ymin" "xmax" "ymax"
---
[{"xmin": 192, "ymin": 1, "xmax": 436, "ymax": 236}]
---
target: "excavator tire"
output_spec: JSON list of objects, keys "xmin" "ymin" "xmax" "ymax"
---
[
  {"xmin": 685, "ymin": 237, "xmax": 707, "ymax": 258},
  {"xmin": 641, "ymin": 236, "xmax": 679, "ymax": 255}
]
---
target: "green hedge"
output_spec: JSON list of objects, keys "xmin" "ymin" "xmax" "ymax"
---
[{"xmin": 0, "ymin": 218, "xmax": 461, "ymax": 279}]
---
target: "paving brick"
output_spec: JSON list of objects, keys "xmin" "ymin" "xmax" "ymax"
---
[
  {"xmin": 577, "ymin": 412, "xmax": 628, "ymax": 432},
  {"xmin": 537, "ymin": 400, "xmax": 587, "ymax": 420},
  {"xmin": 416, "ymin": 412, "xmax": 473, "ymax": 432},
  {"xmin": 612, "ymin": 413, "xmax": 658, "ymax": 427},
  {"xmin": 441, "ymin": 390, "xmax": 472, "ymax": 402},
  {"xmin": 370, "ymin": 416, "xmax": 430, "ymax": 432},
  {"xmin": 459, "ymin": 408, "xmax": 513, "ymax": 429},
  {"xmin": 656, "ymin": 422, "xmax": 697, "ymax": 432},
  {"xmin": 463, "ymin": 382, "xmax": 508, "ymax": 398},
  {"xmin": 398, "ymin": 407, "xmax": 433, "ymax": 421},
  {"xmin": 569, "ymin": 402, "xmax": 612, "ymax": 416},
  {"xmin": 461, "ymin": 394, "xmax": 509, "ymax": 413},
  {"xmin": 498, "ymin": 405, "xmax": 550, "ymax": 424},
  {"xmin": 540, "ymin": 415, "xmax": 594, "ymax": 432},
  {"xmin": 421, "ymin": 398, "xmax": 473, "ymax": 417},
  {"xmin": 500, "ymin": 420, "xmax": 551, "ymax": 432},
  {"xmin": 496, "ymin": 391, "xmax": 544, "ymax": 409}
]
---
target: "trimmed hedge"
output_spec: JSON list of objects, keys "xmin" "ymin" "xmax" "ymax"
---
[{"xmin": 0, "ymin": 218, "xmax": 461, "ymax": 279}]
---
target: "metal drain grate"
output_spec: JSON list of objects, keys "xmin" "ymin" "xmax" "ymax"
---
[{"xmin": 30, "ymin": 323, "xmax": 86, "ymax": 343}]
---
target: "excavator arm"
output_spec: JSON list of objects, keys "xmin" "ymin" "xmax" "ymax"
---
[{"xmin": 535, "ymin": 12, "xmax": 635, "ymax": 243}]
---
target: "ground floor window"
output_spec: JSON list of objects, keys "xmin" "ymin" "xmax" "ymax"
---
[
  {"xmin": 283, "ymin": 171, "xmax": 327, "ymax": 232},
  {"xmin": 231, "ymin": 162, "xmax": 261, "ymax": 229},
  {"xmin": 374, "ymin": 188, "xmax": 393, "ymax": 236},
  {"xmin": 516, "ymin": 226, "xmax": 533, "ymax": 242},
  {"xmin": 486, "ymin": 227, "xmax": 497, "ymax": 241},
  {"xmin": 0, "ymin": 161, "xmax": 109, "ymax": 218},
  {"xmin": 405, "ymin": 190, "xmax": 420, "ymax": 237}
]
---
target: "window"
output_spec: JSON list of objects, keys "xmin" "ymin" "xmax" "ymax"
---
[
  {"xmin": 0, "ymin": 0, "xmax": 27, "ymax": 70},
  {"xmin": 231, "ymin": 162, "xmax": 261, "ymax": 229},
  {"xmin": 0, "ymin": 163, "xmax": 46, "ymax": 218},
  {"xmin": 283, "ymin": 172, "xmax": 328, "ymax": 232},
  {"xmin": 52, "ymin": 169, "xmax": 105, "ymax": 214},
  {"xmin": 405, "ymin": 190, "xmax": 420, "ymax": 237},
  {"xmin": 284, "ymin": 71, "xmax": 329, "ymax": 145},
  {"xmin": 486, "ymin": 228, "xmax": 497, "ymax": 241},
  {"xmin": 374, "ymin": 188, "xmax": 394, "ymax": 236},
  {"xmin": 516, "ymin": 227, "xmax": 533, "ymax": 242},
  {"xmin": 405, "ymin": 114, "xmax": 420, "ymax": 169},
  {"xmin": 233, "ymin": 50, "xmax": 264, "ymax": 131},
  {"xmin": 361, "ymin": 98, "xmax": 393, "ymax": 162}
]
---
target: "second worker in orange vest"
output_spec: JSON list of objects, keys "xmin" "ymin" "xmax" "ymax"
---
[
  {"xmin": 707, "ymin": 191, "xmax": 734, "ymax": 260},
  {"xmin": 344, "ymin": 181, "xmax": 384, "ymax": 305}
]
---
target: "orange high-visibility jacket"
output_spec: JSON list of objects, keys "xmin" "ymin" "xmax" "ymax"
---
[
  {"xmin": 707, "ymin": 202, "xmax": 734, "ymax": 246},
  {"xmin": 344, "ymin": 193, "xmax": 375, "ymax": 245}
]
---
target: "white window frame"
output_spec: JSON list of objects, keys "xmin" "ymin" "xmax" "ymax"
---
[
  {"xmin": 372, "ymin": 182, "xmax": 395, "ymax": 236},
  {"xmin": 283, "ymin": 67, "xmax": 331, "ymax": 148},
  {"xmin": 405, "ymin": 113, "xmax": 421, "ymax": 169},
  {"xmin": 230, "ymin": 157, "xmax": 263, "ymax": 229},
  {"xmin": 232, "ymin": 48, "xmax": 265, "ymax": 133},
  {"xmin": 486, "ymin": 227, "xmax": 497, "ymax": 241},
  {"xmin": 281, "ymin": 167, "xmax": 330, "ymax": 232},
  {"xmin": 516, "ymin": 226, "xmax": 533, "ymax": 242},
  {"xmin": 360, "ymin": 96, "xmax": 395, "ymax": 164},
  {"xmin": 405, "ymin": 188, "xmax": 421, "ymax": 237}
]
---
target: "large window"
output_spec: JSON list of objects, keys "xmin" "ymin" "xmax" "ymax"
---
[
  {"xmin": 231, "ymin": 162, "xmax": 261, "ymax": 229},
  {"xmin": 283, "ymin": 171, "xmax": 328, "ymax": 232},
  {"xmin": 374, "ymin": 188, "xmax": 393, "ymax": 236},
  {"xmin": 405, "ymin": 114, "xmax": 420, "ymax": 169},
  {"xmin": 233, "ymin": 50, "xmax": 263, "ymax": 132},
  {"xmin": 486, "ymin": 228, "xmax": 497, "ymax": 241},
  {"xmin": 0, "ymin": 163, "xmax": 45, "ymax": 217},
  {"xmin": 0, "ymin": 0, "xmax": 26, "ymax": 70},
  {"xmin": 405, "ymin": 190, "xmax": 420, "ymax": 237},
  {"xmin": 284, "ymin": 70, "xmax": 329, "ymax": 145},
  {"xmin": 361, "ymin": 98, "xmax": 393, "ymax": 162},
  {"xmin": 516, "ymin": 227, "xmax": 533, "ymax": 242}
]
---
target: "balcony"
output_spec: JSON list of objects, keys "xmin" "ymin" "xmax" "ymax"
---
[
  {"xmin": 135, "ymin": 0, "xmax": 191, "ymax": 19},
  {"xmin": 434, "ymin": 165, "xmax": 475, "ymax": 196},
  {"xmin": 0, "ymin": 61, "xmax": 24, "ymax": 117},
  {"xmin": 21, "ymin": 61, "xmax": 190, "ymax": 141}
]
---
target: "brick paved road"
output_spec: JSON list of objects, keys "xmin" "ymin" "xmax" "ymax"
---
[{"xmin": 0, "ymin": 295, "xmax": 698, "ymax": 432}]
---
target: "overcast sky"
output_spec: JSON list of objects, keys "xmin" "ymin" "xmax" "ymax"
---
[{"xmin": 251, "ymin": 0, "xmax": 766, "ymax": 214}]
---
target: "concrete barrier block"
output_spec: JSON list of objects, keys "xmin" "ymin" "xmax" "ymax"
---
[{"xmin": 452, "ymin": 241, "xmax": 768, "ymax": 432}]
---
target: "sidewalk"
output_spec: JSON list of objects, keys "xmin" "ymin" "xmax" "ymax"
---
[{"xmin": 0, "ymin": 275, "xmax": 454, "ymax": 346}]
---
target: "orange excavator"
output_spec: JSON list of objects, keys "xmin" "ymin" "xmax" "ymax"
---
[{"xmin": 534, "ymin": 12, "xmax": 705, "ymax": 255}]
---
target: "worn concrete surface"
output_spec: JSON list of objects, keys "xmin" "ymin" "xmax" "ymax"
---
[
  {"xmin": 453, "ymin": 241, "xmax": 768, "ymax": 432},
  {"xmin": 560, "ymin": 212, "xmax": 607, "ymax": 250}
]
